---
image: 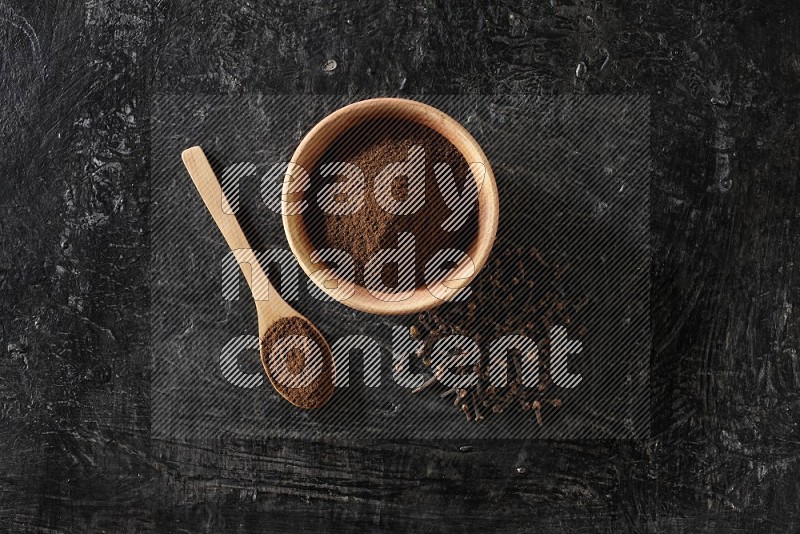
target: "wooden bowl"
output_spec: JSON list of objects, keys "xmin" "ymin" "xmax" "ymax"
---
[{"xmin": 282, "ymin": 97, "xmax": 499, "ymax": 315}]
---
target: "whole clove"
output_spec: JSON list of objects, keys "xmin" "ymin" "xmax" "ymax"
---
[{"xmin": 532, "ymin": 400, "xmax": 543, "ymax": 427}]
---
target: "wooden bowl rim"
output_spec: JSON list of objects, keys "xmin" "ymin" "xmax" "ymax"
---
[{"xmin": 282, "ymin": 97, "xmax": 499, "ymax": 316}]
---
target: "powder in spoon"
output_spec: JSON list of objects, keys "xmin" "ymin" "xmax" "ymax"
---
[{"xmin": 260, "ymin": 317, "xmax": 334, "ymax": 409}]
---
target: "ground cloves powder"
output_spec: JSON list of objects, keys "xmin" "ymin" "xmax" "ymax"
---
[
  {"xmin": 260, "ymin": 317, "xmax": 335, "ymax": 409},
  {"xmin": 303, "ymin": 117, "xmax": 479, "ymax": 290}
]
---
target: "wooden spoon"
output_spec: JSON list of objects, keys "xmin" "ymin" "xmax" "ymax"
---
[{"xmin": 181, "ymin": 146, "xmax": 334, "ymax": 409}]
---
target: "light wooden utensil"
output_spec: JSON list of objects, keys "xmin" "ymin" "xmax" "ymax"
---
[{"xmin": 182, "ymin": 146, "xmax": 334, "ymax": 409}]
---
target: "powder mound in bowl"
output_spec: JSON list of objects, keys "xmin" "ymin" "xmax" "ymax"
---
[
  {"xmin": 260, "ymin": 317, "xmax": 335, "ymax": 409},
  {"xmin": 302, "ymin": 117, "xmax": 479, "ymax": 290}
]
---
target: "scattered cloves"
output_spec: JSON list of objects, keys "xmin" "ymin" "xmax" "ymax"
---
[{"xmin": 405, "ymin": 242, "xmax": 580, "ymax": 428}]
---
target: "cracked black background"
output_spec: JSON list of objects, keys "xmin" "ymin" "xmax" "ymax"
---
[{"xmin": 1, "ymin": 0, "xmax": 799, "ymax": 532}]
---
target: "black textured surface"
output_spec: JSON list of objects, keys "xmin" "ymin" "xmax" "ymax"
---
[{"xmin": 1, "ymin": 0, "xmax": 799, "ymax": 532}]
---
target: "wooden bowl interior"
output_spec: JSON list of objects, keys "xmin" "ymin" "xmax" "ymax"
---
[{"xmin": 283, "ymin": 98, "xmax": 499, "ymax": 315}]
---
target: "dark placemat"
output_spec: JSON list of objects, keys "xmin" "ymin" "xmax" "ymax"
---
[{"xmin": 151, "ymin": 95, "xmax": 650, "ymax": 440}]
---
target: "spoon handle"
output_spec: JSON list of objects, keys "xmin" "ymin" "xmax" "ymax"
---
[{"xmin": 181, "ymin": 146, "xmax": 275, "ymax": 303}]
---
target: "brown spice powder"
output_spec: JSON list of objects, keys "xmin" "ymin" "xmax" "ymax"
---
[
  {"xmin": 260, "ymin": 317, "xmax": 334, "ymax": 409},
  {"xmin": 303, "ymin": 118, "xmax": 479, "ymax": 289}
]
